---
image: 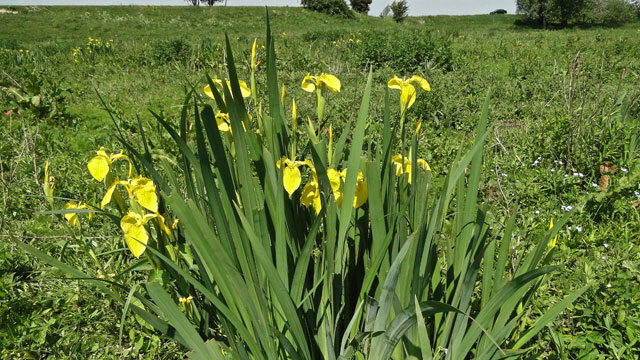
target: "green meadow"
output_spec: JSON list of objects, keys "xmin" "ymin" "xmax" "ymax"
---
[{"xmin": 1, "ymin": 5, "xmax": 640, "ymax": 359}]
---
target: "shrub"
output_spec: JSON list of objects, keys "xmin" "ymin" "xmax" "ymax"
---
[
  {"xmin": 0, "ymin": 66, "xmax": 72, "ymax": 124},
  {"xmin": 149, "ymin": 38, "xmax": 190, "ymax": 64},
  {"xmin": 390, "ymin": 0, "xmax": 409, "ymax": 22},
  {"xmin": 351, "ymin": 29, "xmax": 452, "ymax": 72},
  {"xmin": 301, "ymin": 0, "xmax": 355, "ymax": 18}
]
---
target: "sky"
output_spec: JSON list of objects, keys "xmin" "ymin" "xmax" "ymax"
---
[{"xmin": 0, "ymin": 0, "xmax": 518, "ymax": 16}]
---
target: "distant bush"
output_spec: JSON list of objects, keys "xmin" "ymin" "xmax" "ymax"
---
[
  {"xmin": 150, "ymin": 38, "xmax": 190, "ymax": 64},
  {"xmin": 350, "ymin": 0, "xmax": 372, "ymax": 13},
  {"xmin": 301, "ymin": 0, "xmax": 355, "ymax": 18},
  {"xmin": 351, "ymin": 29, "xmax": 452, "ymax": 72},
  {"xmin": 390, "ymin": 0, "xmax": 409, "ymax": 22}
]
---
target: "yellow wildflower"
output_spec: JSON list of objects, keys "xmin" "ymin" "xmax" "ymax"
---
[
  {"xmin": 301, "ymin": 73, "xmax": 341, "ymax": 93},
  {"xmin": 387, "ymin": 75, "xmax": 430, "ymax": 113},
  {"xmin": 392, "ymin": 154, "xmax": 431, "ymax": 184},
  {"xmin": 102, "ymin": 176, "xmax": 158, "ymax": 213},
  {"xmin": 64, "ymin": 200, "xmax": 95, "ymax": 227},
  {"xmin": 204, "ymin": 78, "xmax": 251, "ymax": 99},
  {"xmin": 331, "ymin": 169, "xmax": 368, "ymax": 209}
]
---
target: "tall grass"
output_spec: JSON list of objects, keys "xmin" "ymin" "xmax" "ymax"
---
[{"xmin": 16, "ymin": 10, "xmax": 586, "ymax": 359}]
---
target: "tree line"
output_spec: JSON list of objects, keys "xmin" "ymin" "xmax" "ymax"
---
[{"xmin": 517, "ymin": 0, "xmax": 640, "ymax": 27}]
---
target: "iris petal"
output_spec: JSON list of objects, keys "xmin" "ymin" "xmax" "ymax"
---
[
  {"xmin": 387, "ymin": 76, "xmax": 403, "ymax": 90},
  {"xmin": 327, "ymin": 169, "xmax": 342, "ymax": 196},
  {"xmin": 64, "ymin": 201, "xmax": 79, "ymax": 227},
  {"xmin": 409, "ymin": 75, "xmax": 431, "ymax": 91},
  {"xmin": 319, "ymin": 74, "xmax": 341, "ymax": 93},
  {"xmin": 300, "ymin": 181, "xmax": 318, "ymax": 208},
  {"xmin": 400, "ymin": 84, "xmax": 417, "ymax": 110},
  {"xmin": 132, "ymin": 179, "xmax": 158, "ymax": 213},
  {"xmin": 204, "ymin": 85, "xmax": 215, "ymax": 99},
  {"xmin": 354, "ymin": 179, "xmax": 368, "ymax": 209},
  {"xmin": 283, "ymin": 165, "xmax": 302, "ymax": 198},
  {"xmin": 121, "ymin": 212, "xmax": 148, "ymax": 258},
  {"xmin": 88, "ymin": 155, "xmax": 110, "ymax": 182},
  {"xmin": 417, "ymin": 159, "xmax": 431, "ymax": 171},
  {"xmin": 101, "ymin": 181, "xmax": 121, "ymax": 209},
  {"xmin": 237, "ymin": 80, "xmax": 251, "ymax": 98},
  {"xmin": 301, "ymin": 75, "xmax": 316, "ymax": 93}
]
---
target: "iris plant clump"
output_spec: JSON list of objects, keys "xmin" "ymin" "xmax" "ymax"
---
[{"xmin": 20, "ymin": 12, "xmax": 585, "ymax": 360}]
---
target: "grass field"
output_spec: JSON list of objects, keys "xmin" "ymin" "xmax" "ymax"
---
[{"xmin": 1, "ymin": 5, "xmax": 640, "ymax": 359}]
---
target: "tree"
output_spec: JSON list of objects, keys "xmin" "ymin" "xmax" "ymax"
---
[
  {"xmin": 517, "ymin": 0, "xmax": 636, "ymax": 27},
  {"xmin": 301, "ymin": 0, "xmax": 355, "ymax": 18},
  {"xmin": 632, "ymin": 0, "xmax": 640, "ymax": 16},
  {"xmin": 549, "ymin": 0, "xmax": 588, "ymax": 26},
  {"xmin": 390, "ymin": 0, "xmax": 409, "ymax": 22},
  {"xmin": 350, "ymin": 0, "xmax": 372, "ymax": 13},
  {"xmin": 517, "ymin": 0, "xmax": 550, "ymax": 27}
]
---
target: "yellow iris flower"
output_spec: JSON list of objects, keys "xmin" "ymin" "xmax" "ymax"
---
[
  {"xmin": 301, "ymin": 73, "xmax": 341, "ymax": 93},
  {"xmin": 102, "ymin": 176, "xmax": 158, "ymax": 213},
  {"xmin": 392, "ymin": 154, "xmax": 431, "ymax": 184},
  {"xmin": 214, "ymin": 111, "xmax": 247, "ymax": 133},
  {"xmin": 330, "ymin": 169, "xmax": 368, "ymax": 209},
  {"xmin": 204, "ymin": 78, "xmax": 251, "ymax": 99},
  {"xmin": 120, "ymin": 211, "xmax": 170, "ymax": 258},
  {"xmin": 64, "ymin": 200, "xmax": 95, "ymax": 227},
  {"xmin": 87, "ymin": 147, "xmax": 132, "ymax": 182},
  {"xmin": 300, "ymin": 166, "xmax": 367, "ymax": 212},
  {"xmin": 353, "ymin": 171, "xmax": 368, "ymax": 209},
  {"xmin": 387, "ymin": 75, "xmax": 431, "ymax": 113},
  {"xmin": 300, "ymin": 162, "xmax": 322, "ymax": 213},
  {"xmin": 300, "ymin": 179, "xmax": 322, "ymax": 214}
]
